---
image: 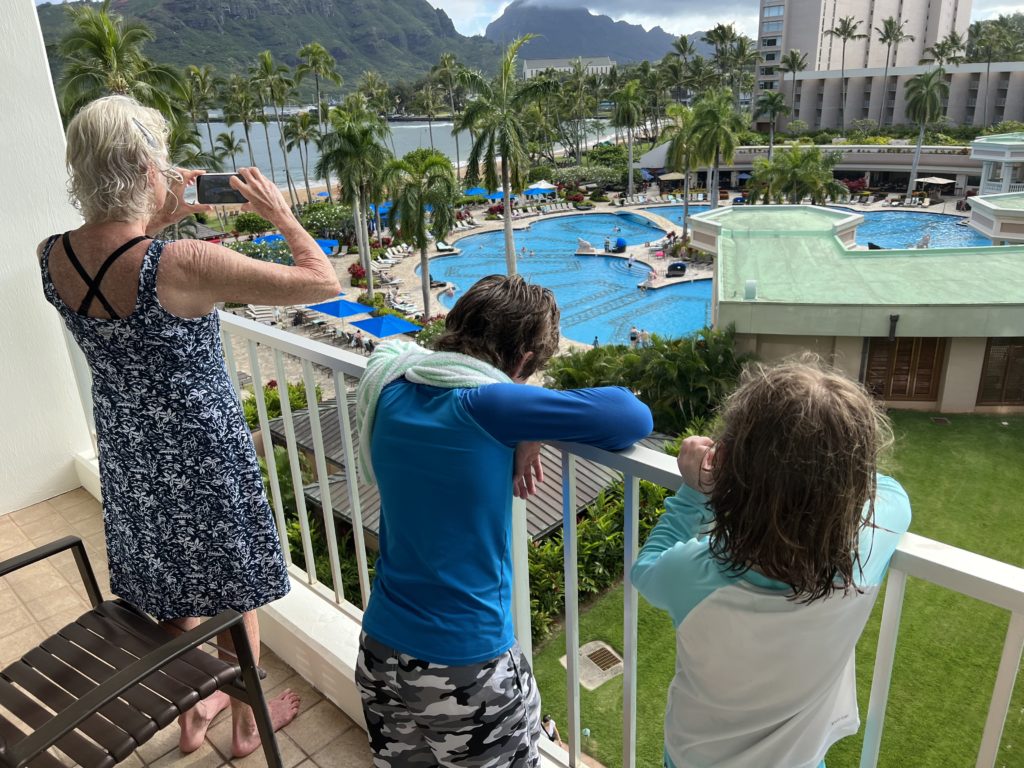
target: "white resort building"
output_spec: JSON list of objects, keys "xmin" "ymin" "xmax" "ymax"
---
[{"xmin": 522, "ymin": 57, "xmax": 616, "ymax": 79}]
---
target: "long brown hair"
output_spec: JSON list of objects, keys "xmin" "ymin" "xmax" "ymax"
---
[
  {"xmin": 434, "ymin": 274, "xmax": 561, "ymax": 378},
  {"xmin": 707, "ymin": 358, "xmax": 892, "ymax": 603}
]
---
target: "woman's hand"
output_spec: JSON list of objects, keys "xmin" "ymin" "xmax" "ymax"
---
[
  {"xmin": 513, "ymin": 441, "xmax": 544, "ymax": 499},
  {"xmin": 231, "ymin": 167, "xmax": 293, "ymax": 224},
  {"xmin": 677, "ymin": 436, "xmax": 716, "ymax": 493},
  {"xmin": 149, "ymin": 167, "xmax": 212, "ymax": 234}
]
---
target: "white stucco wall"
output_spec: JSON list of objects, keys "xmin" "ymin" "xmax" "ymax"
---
[{"xmin": 0, "ymin": 0, "xmax": 92, "ymax": 514}]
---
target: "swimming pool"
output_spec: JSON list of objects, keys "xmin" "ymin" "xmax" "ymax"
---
[
  {"xmin": 427, "ymin": 213, "xmax": 713, "ymax": 346},
  {"xmin": 645, "ymin": 204, "xmax": 990, "ymax": 249}
]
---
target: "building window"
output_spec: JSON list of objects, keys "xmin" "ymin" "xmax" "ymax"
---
[
  {"xmin": 762, "ymin": 21, "xmax": 784, "ymax": 32},
  {"xmin": 865, "ymin": 337, "xmax": 946, "ymax": 401},
  {"xmin": 978, "ymin": 338, "xmax": 1024, "ymax": 405},
  {"xmin": 761, "ymin": 37, "xmax": 779, "ymax": 47},
  {"xmin": 759, "ymin": 81, "xmax": 777, "ymax": 90},
  {"xmin": 764, "ymin": 4, "xmax": 785, "ymax": 16},
  {"xmin": 765, "ymin": 52, "xmax": 778, "ymax": 61},
  {"xmin": 760, "ymin": 66, "xmax": 775, "ymax": 76}
]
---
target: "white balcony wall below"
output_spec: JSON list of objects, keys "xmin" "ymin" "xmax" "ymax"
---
[{"xmin": 1, "ymin": 0, "xmax": 92, "ymax": 514}]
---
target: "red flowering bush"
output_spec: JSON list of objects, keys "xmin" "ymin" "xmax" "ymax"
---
[{"xmin": 348, "ymin": 263, "xmax": 366, "ymax": 279}]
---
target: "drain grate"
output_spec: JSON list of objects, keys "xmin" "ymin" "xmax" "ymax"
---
[
  {"xmin": 931, "ymin": 417, "xmax": 951, "ymax": 425},
  {"xmin": 587, "ymin": 647, "xmax": 621, "ymax": 672}
]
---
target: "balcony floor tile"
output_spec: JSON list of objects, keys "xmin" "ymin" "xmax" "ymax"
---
[{"xmin": 1, "ymin": 489, "xmax": 371, "ymax": 767}]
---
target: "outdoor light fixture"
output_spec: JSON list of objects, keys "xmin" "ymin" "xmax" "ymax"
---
[{"xmin": 888, "ymin": 314, "xmax": 900, "ymax": 341}]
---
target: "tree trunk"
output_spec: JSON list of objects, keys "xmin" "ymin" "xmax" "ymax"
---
[
  {"xmin": 984, "ymin": 58, "xmax": 992, "ymax": 127},
  {"xmin": 243, "ymin": 124, "xmax": 256, "ymax": 167},
  {"xmin": 301, "ymin": 139, "xmax": 313, "ymax": 204},
  {"xmin": 768, "ymin": 123, "xmax": 775, "ymax": 160},
  {"xmin": 271, "ymin": 101, "xmax": 299, "ymax": 207},
  {"xmin": 449, "ymin": 86, "xmax": 461, "ymax": 180},
  {"xmin": 710, "ymin": 148, "xmax": 720, "ymax": 210},
  {"xmin": 354, "ymin": 197, "xmax": 374, "ymax": 301},
  {"xmin": 683, "ymin": 169, "xmax": 690, "ymax": 240},
  {"xmin": 877, "ymin": 48, "xmax": 891, "ymax": 129},
  {"xmin": 420, "ymin": 245, "xmax": 431, "ymax": 322},
  {"xmin": 501, "ymin": 163, "xmax": 517, "ymax": 275},
  {"xmin": 315, "ymin": 75, "xmax": 335, "ymax": 204},
  {"xmin": 627, "ymin": 128, "xmax": 635, "ymax": 197},
  {"xmin": 427, "ymin": 116, "xmax": 434, "ymax": 150},
  {"xmin": 204, "ymin": 117, "xmax": 215, "ymax": 162},
  {"xmin": 906, "ymin": 121, "xmax": 926, "ymax": 198},
  {"xmin": 260, "ymin": 109, "xmax": 277, "ymax": 183},
  {"xmin": 840, "ymin": 47, "xmax": 846, "ymax": 133}
]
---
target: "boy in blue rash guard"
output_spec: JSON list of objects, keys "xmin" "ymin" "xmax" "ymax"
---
[
  {"xmin": 355, "ymin": 274, "xmax": 653, "ymax": 767},
  {"xmin": 632, "ymin": 360, "xmax": 911, "ymax": 768}
]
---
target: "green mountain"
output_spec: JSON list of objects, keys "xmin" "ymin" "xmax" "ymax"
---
[{"xmin": 36, "ymin": 0, "xmax": 500, "ymax": 88}]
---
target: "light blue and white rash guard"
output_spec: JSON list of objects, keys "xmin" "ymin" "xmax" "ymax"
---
[
  {"xmin": 632, "ymin": 475, "xmax": 911, "ymax": 768},
  {"xmin": 364, "ymin": 380, "xmax": 653, "ymax": 665}
]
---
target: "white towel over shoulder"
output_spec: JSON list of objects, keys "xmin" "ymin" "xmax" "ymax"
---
[{"xmin": 355, "ymin": 340, "xmax": 511, "ymax": 484}]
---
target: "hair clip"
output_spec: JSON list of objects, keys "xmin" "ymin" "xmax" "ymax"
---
[{"xmin": 131, "ymin": 117, "xmax": 159, "ymax": 149}]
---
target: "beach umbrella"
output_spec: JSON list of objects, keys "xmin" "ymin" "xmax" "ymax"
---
[
  {"xmin": 523, "ymin": 188, "xmax": 545, "ymax": 196},
  {"xmin": 316, "ymin": 191, "xmax": 330, "ymax": 197},
  {"xmin": 254, "ymin": 234, "xmax": 285, "ymax": 245},
  {"xmin": 527, "ymin": 180, "xmax": 556, "ymax": 190},
  {"xmin": 314, "ymin": 238, "xmax": 339, "ymax": 255},
  {"xmin": 308, "ymin": 298, "xmax": 374, "ymax": 319},
  {"xmin": 738, "ymin": 172, "xmax": 752, "ymax": 180},
  {"xmin": 351, "ymin": 314, "xmax": 422, "ymax": 338},
  {"xmin": 615, "ymin": 237, "xmax": 627, "ymax": 249},
  {"xmin": 464, "ymin": 186, "xmax": 488, "ymax": 196},
  {"xmin": 915, "ymin": 177, "xmax": 955, "ymax": 185}
]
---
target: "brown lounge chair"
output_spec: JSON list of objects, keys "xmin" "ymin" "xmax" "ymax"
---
[{"xmin": 0, "ymin": 537, "xmax": 283, "ymax": 768}]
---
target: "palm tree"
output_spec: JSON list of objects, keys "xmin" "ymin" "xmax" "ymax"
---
[
  {"xmin": 385, "ymin": 149, "xmax": 458, "ymax": 319},
  {"xmin": 875, "ymin": 17, "xmax": 915, "ymax": 128},
  {"xmin": 691, "ymin": 88, "xmax": 744, "ymax": 210},
  {"xmin": 904, "ymin": 68, "xmax": 949, "ymax": 198},
  {"xmin": 252, "ymin": 51, "xmax": 299, "ymax": 207},
  {"xmin": 432, "ymin": 53, "xmax": 465, "ymax": 178},
  {"xmin": 415, "ymin": 84, "xmax": 443, "ymax": 150},
  {"xmin": 660, "ymin": 104, "xmax": 697, "ymax": 238},
  {"xmin": 777, "ymin": 49, "xmax": 808, "ymax": 123},
  {"xmin": 754, "ymin": 90, "xmax": 789, "ymax": 159},
  {"xmin": 967, "ymin": 23, "xmax": 1005, "ymax": 126},
  {"xmin": 682, "ymin": 56, "xmax": 721, "ymax": 100},
  {"xmin": 457, "ymin": 35, "xmax": 549, "ymax": 275},
  {"xmin": 747, "ymin": 145, "xmax": 846, "ymax": 204},
  {"xmin": 222, "ymin": 74, "xmax": 259, "ymax": 166},
  {"xmin": 317, "ymin": 114, "xmax": 391, "ymax": 300},
  {"xmin": 57, "ymin": 0, "xmax": 183, "ymax": 119},
  {"xmin": 824, "ymin": 17, "xmax": 867, "ymax": 132},
  {"xmin": 672, "ymin": 35, "xmax": 697, "ymax": 62},
  {"xmin": 703, "ymin": 23, "xmax": 739, "ymax": 80},
  {"xmin": 359, "ymin": 71, "xmax": 396, "ymax": 153},
  {"xmin": 216, "ymin": 131, "xmax": 245, "ymax": 172},
  {"xmin": 611, "ymin": 80, "xmax": 645, "ymax": 198},
  {"xmin": 297, "ymin": 42, "xmax": 342, "ymax": 202},
  {"xmin": 725, "ymin": 37, "xmax": 761, "ymax": 110},
  {"xmin": 284, "ymin": 112, "xmax": 319, "ymax": 203},
  {"xmin": 184, "ymin": 65, "xmax": 218, "ymax": 154}
]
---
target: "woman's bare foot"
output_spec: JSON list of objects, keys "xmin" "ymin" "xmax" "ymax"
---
[
  {"xmin": 179, "ymin": 690, "xmax": 231, "ymax": 753},
  {"xmin": 231, "ymin": 689, "xmax": 301, "ymax": 759}
]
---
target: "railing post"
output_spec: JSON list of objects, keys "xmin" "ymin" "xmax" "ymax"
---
[
  {"xmin": 562, "ymin": 451, "xmax": 582, "ymax": 768},
  {"xmin": 860, "ymin": 568, "xmax": 908, "ymax": 768},
  {"xmin": 975, "ymin": 611, "xmax": 1024, "ymax": 768},
  {"xmin": 511, "ymin": 496, "xmax": 533, "ymax": 666},
  {"xmin": 622, "ymin": 473, "xmax": 640, "ymax": 768}
]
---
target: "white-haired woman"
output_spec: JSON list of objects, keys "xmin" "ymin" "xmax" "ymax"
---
[{"xmin": 38, "ymin": 95, "xmax": 340, "ymax": 758}]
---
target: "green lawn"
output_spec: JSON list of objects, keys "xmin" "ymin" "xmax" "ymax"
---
[{"xmin": 532, "ymin": 412, "xmax": 1024, "ymax": 768}]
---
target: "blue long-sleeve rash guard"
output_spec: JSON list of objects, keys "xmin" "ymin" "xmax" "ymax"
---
[{"xmin": 362, "ymin": 380, "xmax": 653, "ymax": 664}]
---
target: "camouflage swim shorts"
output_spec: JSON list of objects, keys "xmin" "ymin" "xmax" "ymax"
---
[{"xmin": 355, "ymin": 632, "xmax": 542, "ymax": 767}]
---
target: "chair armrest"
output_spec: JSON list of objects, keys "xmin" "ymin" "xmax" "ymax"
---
[
  {"xmin": 0, "ymin": 537, "xmax": 103, "ymax": 608},
  {"xmin": 9, "ymin": 609, "xmax": 245, "ymax": 768}
]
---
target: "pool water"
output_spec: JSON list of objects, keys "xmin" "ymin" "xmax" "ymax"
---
[
  {"xmin": 647, "ymin": 204, "xmax": 990, "ymax": 249},
  {"xmin": 426, "ymin": 213, "xmax": 713, "ymax": 346},
  {"xmin": 829, "ymin": 208, "xmax": 991, "ymax": 249}
]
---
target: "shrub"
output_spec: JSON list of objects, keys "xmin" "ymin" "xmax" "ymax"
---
[
  {"xmin": 528, "ymin": 165, "xmax": 555, "ymax": 182},
  {"xmin": 584, "ymin": 144, "xmax": 628, "ymax": 169},
  {"xmin": 551, "ymin": 165, "xmax": 622, "ymax": 188},
  {"xmin": 226, "ymin": 240, "xmax": 294, "ymax": 265},
  {"xmin": 459, "ymin": 194, "xmax": 488, "ymax": 207},
  {"xmin": 416, "ymin": 317, "xmax": 447, "ymax": 349},
  {"xmin": 242, "ymin": 380, "xmax": 322, "ymax": 431},
  {"xmin": 233, "ymin": 212, "xmax": 273, "ymax": 236}
]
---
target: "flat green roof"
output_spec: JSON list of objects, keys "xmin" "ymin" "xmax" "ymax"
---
[{"xmin": 698, "ymin": 206, "xmax": 1024, "ymax": 306}]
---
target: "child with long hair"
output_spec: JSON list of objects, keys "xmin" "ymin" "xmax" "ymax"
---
[{"xmin": 633, "ymin": 359, "xmax": 911, "ymax": 768}]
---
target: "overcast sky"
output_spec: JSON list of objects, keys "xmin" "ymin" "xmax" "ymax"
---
[
  {"xmin": 35, "ymin": 0, "xmax": 1012, "ymax": 41},
  {"xmin": 430, "ymin": 0, "xmax": 1009, "ymax": 40}
]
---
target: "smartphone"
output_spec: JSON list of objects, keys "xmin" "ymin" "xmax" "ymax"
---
[{"xmin": 196, "ymin": 173, "xmax": 247, "ymax": 205}]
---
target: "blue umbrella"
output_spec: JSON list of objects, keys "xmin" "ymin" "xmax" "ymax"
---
[
  {"xmin": 308, "ymin": 298, "xmax": 374, "ymax": 319},
  {"xmin": 487, "ymin": 191, "xmax": 517, "ymax": 201},
  {"xmin": 523, "ymin": 188, "xmax": 545, "ymax": 196},
  {"xmin": 464, "ymin": 186, "xmax": 487, "ymax": 196},
  {"xmin": 317, "ymin": 191, "xmax": 330, "ymax": 197},
  {"xmin": 351, "ymin": 314, "xmax": 422, "ymax": 338},
  {"xmin": 253, "ymin": 234, "xmax": 285, "ymax": 245},
  {"xmin": 314, "ymin": 238, "xmax": 339, "ymax": 255}
]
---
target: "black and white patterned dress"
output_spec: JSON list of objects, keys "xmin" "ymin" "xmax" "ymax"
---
[{"xmin": 41, "ymin": 236, "xmax": 290, "ymax": 620}]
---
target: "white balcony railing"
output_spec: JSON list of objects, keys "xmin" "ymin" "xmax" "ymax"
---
[{"xmin": 219, "ymin": 312, "xmax": 1024, "ymax": 768}]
